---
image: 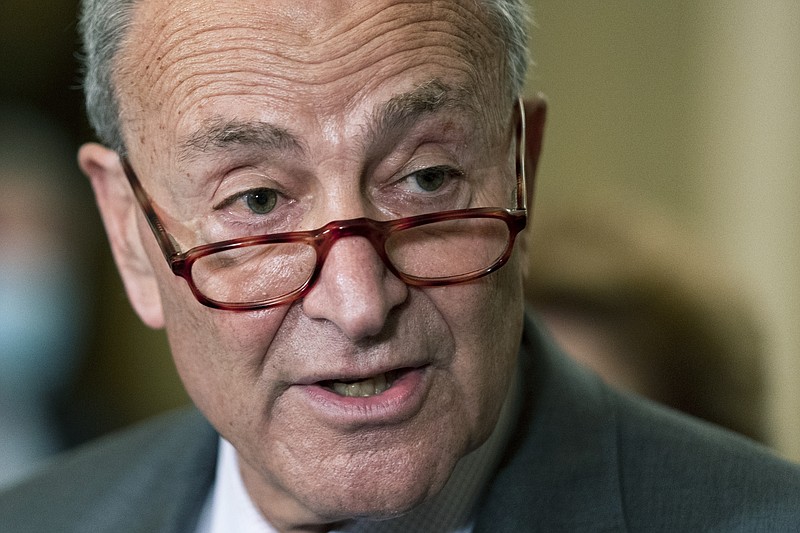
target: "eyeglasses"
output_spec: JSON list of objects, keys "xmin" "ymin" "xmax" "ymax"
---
[{"xmin": 120, "ymin": 99, "xmax": 528, "ymax": 311}]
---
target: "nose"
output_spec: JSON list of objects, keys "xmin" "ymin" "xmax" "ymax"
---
[{"xmin": 301, "ymin": 236, "xmax": 408, "ymax": 340}]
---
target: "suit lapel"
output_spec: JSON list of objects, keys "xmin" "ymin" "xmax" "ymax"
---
[{"xmin": 474, "ymin": 316, "xmax": 626, "ymax": 531}]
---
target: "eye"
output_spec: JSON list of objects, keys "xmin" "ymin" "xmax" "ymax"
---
[
  {"xmin": 215, "ymin": 187, "xmax": 280, "ymax": 216},
  {"xmin": 244, "ymin": 188, "xmax": 278, "ymax": 215},
  {"xmin": 403, "ymin": 165, "xmax": 463, "ymax": 193}
]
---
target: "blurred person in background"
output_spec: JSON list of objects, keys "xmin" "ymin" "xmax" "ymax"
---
[
  {"xmin": 526, "ymin": 196, "xmax": 766, "ymax": 441},
  {"xmin": 0, "ymin": 104, "xmax": 92, "ymax": 487}
]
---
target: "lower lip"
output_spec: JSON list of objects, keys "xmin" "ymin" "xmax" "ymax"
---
[{"xmin": 295, "ymin": 367, "xmax": 431, "ymax": 428}]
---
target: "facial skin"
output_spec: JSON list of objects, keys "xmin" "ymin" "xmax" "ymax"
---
[{"xmin": 80, "ymin": 1, "xmax": 545, "ymax": 531}]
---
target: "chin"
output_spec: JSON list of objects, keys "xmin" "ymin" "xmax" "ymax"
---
[
  {"xmin": 291, "ymin": 445, "xmax": 459, "ymax": 523},
  {"xmin": 304, "ymin": 477, "xmax": 441, "ymax": 523}
]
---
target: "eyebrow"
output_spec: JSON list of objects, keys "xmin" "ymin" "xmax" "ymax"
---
[
  {"xmin": 177, "ymin": 78, "xmax": 477, "ymax": 162},
  {"xmin": 365, "ymin": 79, "xmax": 478, "ymax": 144},
  {"xmin": 179, "ymin": 118, "xmax": 304, "ymax": 162}
]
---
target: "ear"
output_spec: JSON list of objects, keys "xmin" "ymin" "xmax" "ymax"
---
[
  {"xmin": 522, "ymin": 94, "xmax": 547, "ymax": 207},
  {"xmin": 79, "ymin": 143, "xmax": 165, "ymax": 329}
]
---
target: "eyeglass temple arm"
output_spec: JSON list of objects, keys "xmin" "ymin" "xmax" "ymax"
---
[
  {"xmin": 516, "ymin": 97, "xmax": 527, "ymax": 211},
  {"xmin": 119, "ymin": 156, "xmax": 182, "ymax": 264}
]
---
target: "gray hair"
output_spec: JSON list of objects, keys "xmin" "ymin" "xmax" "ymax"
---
[{"xmin": 79, "ymin": 0, "xmax": 531, "ymax": 152}]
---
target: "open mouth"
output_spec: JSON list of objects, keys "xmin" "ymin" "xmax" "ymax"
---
[{"xmin": 319, "ymin": 369, "xmax": 406, "ymax": 398}]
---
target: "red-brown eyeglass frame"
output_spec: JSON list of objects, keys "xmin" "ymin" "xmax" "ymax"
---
[{"xmin": 120, "ymin": 98, "xmax": 528, "ymax": 311}]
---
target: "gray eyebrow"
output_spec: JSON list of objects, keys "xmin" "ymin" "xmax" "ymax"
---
[
  {"xmin": 178, "ymin": 79, "xmax": 476, "ymax": 162},
  {"xmin": 366, "ymin": 79, "xmax": 478, "ymax": 143},
  {"xmin": 179, "ymin": 118, "xmax": 304, "ymax": 162}
]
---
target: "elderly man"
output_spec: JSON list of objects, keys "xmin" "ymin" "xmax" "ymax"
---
[{"xmin": 2, "ymin": 0, "xmax": 800, "ymax": 531}]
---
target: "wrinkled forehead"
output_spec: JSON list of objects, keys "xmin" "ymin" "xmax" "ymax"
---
[{"xmin": 114, "ymin": 0, "xmax": 508, "ymax": 156}]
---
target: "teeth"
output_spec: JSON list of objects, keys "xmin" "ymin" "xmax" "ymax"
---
[{"xmin": 332, "ymin": 373, "xmax": 390, "ymax": 397}]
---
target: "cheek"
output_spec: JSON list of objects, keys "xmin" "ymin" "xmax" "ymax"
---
[
  {"xmin": 426, "ymin": 254, "xmax": 525, "ymax": 441},
  {"xmin": 434, "ymin": 250, "xmax": 524, "ymax": 357},
  {"xmin": 158, "ymin": 273, "xmax": 289, "ymax": 430}
]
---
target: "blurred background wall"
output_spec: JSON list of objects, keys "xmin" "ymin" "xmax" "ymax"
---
[
  {"xmin": 527, "ymin": 1, "xmax": 800, "ymax": 459},
  {"xmin": 1, "ymin": 0, "xmax": 798, "ymax": 477}
]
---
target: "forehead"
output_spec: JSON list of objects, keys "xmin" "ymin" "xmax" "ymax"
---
[{"xmin": 116, "ymin": 0, "xmax": 505, "ymax": 151}]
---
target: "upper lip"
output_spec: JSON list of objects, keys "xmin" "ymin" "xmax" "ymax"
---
[{"xmin": 292, "ymin": 361, "xmax": 429, "ymax": 386}]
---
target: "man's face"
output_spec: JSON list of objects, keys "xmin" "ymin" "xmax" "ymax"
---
[{"xmin": 113, "ymin": 0, "xmax": 526, "ymax": 528}]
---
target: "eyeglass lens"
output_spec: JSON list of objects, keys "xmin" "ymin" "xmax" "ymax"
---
[{"xmin": 189, "ymin": 215, "xmax": 513, "ymax": 306}]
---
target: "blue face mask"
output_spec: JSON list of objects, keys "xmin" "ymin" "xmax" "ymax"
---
[
  {"xmin": 0, "ymin": 253, "xmax": 89, "ymax": 486},
  {"xmin": 0, "ymin": 256, "xmax": 86, "ymax": 402}
]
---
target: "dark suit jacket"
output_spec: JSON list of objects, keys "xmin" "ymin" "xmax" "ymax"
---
[{"xmin": 3, "ymin": 317, "xmax": 800, "ymax": 532}]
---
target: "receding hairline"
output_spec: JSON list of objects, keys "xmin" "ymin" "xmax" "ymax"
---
[{"xmin": 80, "ymin": 0, "xmax": 530, "ymax": 152}]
